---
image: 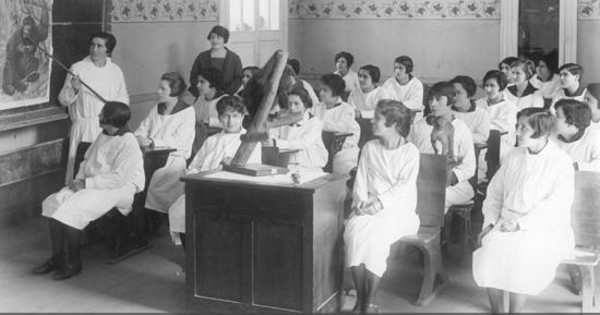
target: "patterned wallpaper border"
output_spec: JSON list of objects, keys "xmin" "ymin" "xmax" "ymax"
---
[
  {"xmin": 109, "ymin": 0, "xmax": 218, "ymax": 23},
  {"xmin": 289, "ymin": 0, "xmax": 501, "ymax": 19},
  {"xmin": 578, "ymin": 0, "xmax": 600, "ymax": 19}
]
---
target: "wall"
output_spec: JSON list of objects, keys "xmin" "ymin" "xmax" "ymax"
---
[
  {"xmin": 109, "ymin": 0, "xmax": 219, "ymax": 129},
  {"xmin": 288, "ymin": 0, "xmax": 501, "ymax": 85},
  {"xmin": 577, "ymin": 0, "xmax": 600, "ymax": 84}
]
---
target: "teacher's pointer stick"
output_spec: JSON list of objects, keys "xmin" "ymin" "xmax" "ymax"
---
[{"xmin": 25, "ymin": 36, "xmax": 108, "ymax": 103}]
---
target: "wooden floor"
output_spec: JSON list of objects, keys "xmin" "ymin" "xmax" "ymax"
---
[{"xmin": 0, "ymin": 217, "xmax": 582, "ymax": 313}]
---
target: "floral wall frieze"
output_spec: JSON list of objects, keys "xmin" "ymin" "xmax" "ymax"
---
[
  {"xmin": 578, "ymin": 0, "xmax": 600, "ymax": 19},
  {"xmin": 289, "ymin": 0, "xmax": 501, "ymax": 20},
  {"xmin": 109, "ymin": 0, "xmax": 218, "ymax": 23}
]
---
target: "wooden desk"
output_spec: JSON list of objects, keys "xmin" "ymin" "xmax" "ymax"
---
[{"xmin": 182, "ymin": 172, "xmax": 347, "ymax": 313}]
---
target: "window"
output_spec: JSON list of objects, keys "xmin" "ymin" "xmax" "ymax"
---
[{"xmin": 228, "ymin": 0, "xmax": 280, "ymax": 32}]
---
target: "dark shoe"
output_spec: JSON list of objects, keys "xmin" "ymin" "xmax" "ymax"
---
[
  {"xmin": 32, "ymin": 258, "xmax": 60, "ymax": 275},
  {"xmin": 52, "ymin": 262, "xmax": 82, "ymax": 280},
  {"xmin": 568, "ymin": 265, "xmax": 583, "ymax": 295}
]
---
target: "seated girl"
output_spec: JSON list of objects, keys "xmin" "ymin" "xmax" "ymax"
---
[
  {"xmin": 316, "ymin": 74, "xmax": 361, "ymax": 175},
  {"xmin": 267, "ymin": 86, "xmax": 328, "ymax": 170},
  {"xmin": 134, "ymin": 72, "xmax": 195, "ymax": 214},
  {"xmin": 498, "ymin": 56, "xmax": 519, "ymax": 87},
  {"xmin": 553, "ymin": 99, "xmax": 600, "ymax": 172},
  {"xmin": 33, "ymin": 102, "xmax": 144, "ymax": 280},
  {"xmin": 344, "ymin": 99, "xmax": 420, "ymax": 313},
  {"xmin": 551, "ymin": 63, "xmax": 587, "ymax": 109},
  {"xmin": 505, "ymin": 59, "xmax": 544, "ymax": 110},
  {"xmin": 287, "ymin": 58, "xmax": 320, "ymax": 107},
  {"xmin": 585, "ymin": 83, "xmax": 600, "ymax": 130},
  {"xmin": 348, "ymin": 64, "xmax": 389, "ymax": 119},
  {"xmin": 333, "ymin": 51, "xmax": 360, "ymax": 95},
  {"xmin": 530, "ymin": 54, "xmax": 560, "ymax": 102},
  {"xmin": 236, "ymin": 66, "xmax": 259, "ymax": 97},
  {"xmin": 191, "ymin": 67, "xmax": 228, "ymax": 158},
  {"xmin": 473, "ymin": 108, "xmax": 575, "ymax": 313},
  {"xmin": 450, "ymin": 75, "xmax": 491, "ymax": 145},
  {"xmin": 476, "ymin": 70, "xmax": 519, "ymax": 163},
  {"xmin": 408, "ymin": 82, "xmax": 476, "ymax": 212},
  {"xmin": 381, "ymin": 55, "xmax": 424, "ymax": 115},
  {"xmin": 168, "ymin": 96, "xmax": 261, "ymax": 247}
]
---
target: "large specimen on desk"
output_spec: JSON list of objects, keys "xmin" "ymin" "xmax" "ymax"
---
[{"xmin": 228, "ymin": 50, "xmax": 303, "ymax": 172}]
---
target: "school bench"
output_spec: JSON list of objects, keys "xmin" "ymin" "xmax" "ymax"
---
[
  {"xmin": 322, "ymin": 131, "xmax": 352, "ymax": 173},
  {"xmin": 391, "ymin": 153, "xmax": 449, "ymax": 306},
  {"xmin": 561, "ymin": 171, "xmax": 600, "ymax": 313},
  {"xmin": 74, "ymin": 142, "xmax": 175, "ymax": 263}
]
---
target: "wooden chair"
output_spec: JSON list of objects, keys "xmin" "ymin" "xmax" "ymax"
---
[
  {"xmin": 322, "ymin": 131, "xmax": 352, "ymax": 173},
  {"xmin": 356, "ymin": 118, "xmax": 373, "ymax": 149},
  {"xmin": 394, "ymin": 153, "xmax": 449, "ymax": 306},
  {"xmin": 561, "ymin": 171, "xmax": 600, "ymax": 313},
  {"xmin": 444, "ymin": 143, "xmax": 486, "ymax": 267}
]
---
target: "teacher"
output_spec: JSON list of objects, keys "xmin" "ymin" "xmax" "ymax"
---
[
  {"xmin": 189, "ymin": 25, "xmax": 242, "ymax": 97},
  {"xmin": 58, "ymin": 32, "xmax": 129, "ymax": 185}
]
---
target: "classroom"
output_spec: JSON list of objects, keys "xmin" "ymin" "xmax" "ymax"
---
[{"xmin": 1, "ymin": 0, "xmax": 599, "ymax": 313}]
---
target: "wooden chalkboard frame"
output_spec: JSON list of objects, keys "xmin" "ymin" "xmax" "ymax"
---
[{"xmin": 0, "ymin": 0, "xmax": 111, "ymax": 132}]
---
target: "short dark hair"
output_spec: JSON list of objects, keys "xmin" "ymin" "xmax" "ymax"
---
[
  {"xmin": 394, "ymin": 55, "xmax": 414, "ymax": 74},
  {"xmin": 554, "ymin": 99, "xmax": 591, "ymax": 131},
  {"xmin": 160, "ymin": 72, "xmax": 187, "ymax": 97},
  {"xmin": 287, "ymin": 59, "xmax": 300, "ymax": 75},
  {"xmin": 288, "ymin": 86, "xmax": 313, "ymax": 109},
  {"xmin": 450, "ymin": 75, "xmax": 477, "ymax": 98},
  {"xmin": 428, "ymin": 81, "xmax": 456, "ymax": 107},
  {"xmin": 375, "ymin": 100, "xmax": 412, "ymax": 138},
  {"xmin": 90, "ymin": 32, "xmax": 117, "ymax": 55},
  {"xmin": 534, "ymin": 53, "xmax": 558, "ymax": 74},
  {"xmin": 197, "ymin": 67, "xmax": 224, "ymax": 91},
  {"xmin": 587, "ymin": 83, "xmax": 600, "ymax": 109},
  {"xmin": 358, "ymin": 64, "xmax": 381, "ymax": 84},
  {"xmin": 483, "ymin": 70, "xmax": 508, "ymax": 91},
  {"xmin": 22, "ymin": 16, "xmax": 35, "ymax": 27},
  {"xmin": 207, "ymin": 25, "xmax": 230, "ymax": 43},
  {"xmin": 498, "ymin": 56, "xmax": 519, "ymax": 70},
  {"xmin": 511, "ymin": 59, "xmax": 536, "ymax": 80},
  {"xmin": 320, "ymin": 73, "xmax": 346, "ymax": 97},
  {"xmin": 517, "ymin": 108, "xmax": 554, "ymax": 139},
  {"xmin": 558, "ymin": 63, "xmax": 584, "ymax": 80},
  {"xmin": 334, "ymin": 51, "xmax": 354, "ymax": 68},
  {"xmin": 216, "ymin": 95, "xmax": 246, "ymax": 116},
  {"xmin": 101, "ymin": 102, "xmax": 130, "ymax": 128}
]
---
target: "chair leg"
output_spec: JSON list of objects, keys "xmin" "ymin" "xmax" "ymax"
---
[
  {"xmin": 459, "ymin": 211, "xmax": 474, "ymax": 268},
  {"xmin": 414, "ymin": 234, "xmax": 447, "ymax": 306},
  {"xmin": 581, "ymin": 265, "xmax": 596, "ymax": 313}
]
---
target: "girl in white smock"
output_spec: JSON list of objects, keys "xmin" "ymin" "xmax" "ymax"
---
[
  {"xmin": 135, "ymin": 73, "xmax": 195, "ymax": 213},
  {"xmin": 344, "ymin": 100, "xmax": 420, "ymax": 314},
  {"xmin": 473, "ymin": 108, "xmax": 575, "ymax": 313},
  {"xmin": 333, "ymin": 51, "xmax": 360, "ymax": 94},
  {"xmin": 550, "ymin": 63, "xmax": 587, "ymax": 111},
  {"xmin": 504, "ymin": 59, "xmax": 544, "ymax": 110},
  {"xmin": 348, "ymin": 64, "xmax": 389, "ymax": 119},
  {"xmin": 59, "ymin": 32, "xmax": 129, "ymax": 185},
  {"xmin": 169, "ymin": 96, "xmax": 261, "ymax": 246},
  {"xmin": 381, "ymin": 55, "xmax": 424, "ymax": 116}
]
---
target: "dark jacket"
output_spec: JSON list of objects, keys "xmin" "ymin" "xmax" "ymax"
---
[{"xmin": 189, "ymin": 48, "xmax": 242, "ymax": 97}]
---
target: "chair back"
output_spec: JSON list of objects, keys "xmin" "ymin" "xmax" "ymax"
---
[
  {"xmin": 356, "ymin": 118, "xmax": 374, "ymax": 149},
  {"xmin": 416, "ymin": 153, "xmax": 447, "ymax": 228},
  {"xmin": 485, "ymin": 130, "xmax": 503, "ymax": 180},
  {"xmin": 571, "ymin": 171, "xmax": 600, "ymax": 249},
  {"xmin": 73, "ymin": 142, "xmax": 92, "ymax": 179}
]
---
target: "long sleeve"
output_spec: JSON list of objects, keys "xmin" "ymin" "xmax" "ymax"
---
[
  {"xmin": 518, "ymin": 160, "xmax": 574, "ymax": 231},
  {"xmin": 84, "ymin": 137, "xmax": 145, "ymax": 191},
  {"xmin": 452, "ymin": 124, "xmax": 476, "ymax": 183},
  {"xmin": 403, "ymin": 80, "xmax": 424, "ymax": 111},
  {"xmin": 74, "ymin": 139, "xmax": 100, "ymax": 182},
  {"xmin": 227, "ymin": 54, "xmax": 243, "ymax": 95},
  {"xmin": 152, "ymin": 110, "xmax": 197, "ymax": 156},
  {"xmin": 351, "ymin": 145, "xmax": 370, "ymax": 206},
  {"xmin": 323, "ymin": 104, "xmax": 358, "ymax": 134},
  {"xmin": 277, "ymin": 120, "xmax": 323, "ymax": 151},
  {"xmin": 134, "ymin": 110, "xmax": 153, "ymax": 138},
  {"xmin": 473, "ymin": 111, "xmax": 491, "ymax": 145},
  {"xmin": 531, "ymin": 93, "xmax": 544, "ymax": 108},
  {"xmin": 575, "ymin": 130, "xmax": 600, "ymax": 172},
  {"xmin": 491, "ymin": 104, "xmax": 517, "ymax": 134},
  {"xmin": 377, "ymin": 147, "xmax": 420, "ymax": 210},
  {"xmin": 112, "ymin": 68, "xmax": 130, "ymax": 105},
  {"xmin": 58, "ymin": 66, "xmax": 79, "ymax": 107},
  {"xmin": 482, "ymin": 155, "xmax": 507, "ymax": 227},
  {"xmin": 187, "ymin": 139, "xmax": 211, "ymax": 174}
]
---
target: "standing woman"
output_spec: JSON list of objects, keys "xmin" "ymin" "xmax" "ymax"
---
[
  {"xmin": 344, "ymin": 100, "xmax": 420, "ymax": 313},
  {"xmin": 189, "ymin": 25, "xmax": 242, "ymax": 96},
  {"xmin": 505, "ymin": 59, "xmax": 544, "ymax": 110},
  {"xmin": 58, "ymin": 32, "xmax": 129, "ymax": 185},
  {"xmin": 381, "ymin": 55, "xmax": 424, "ymax": 115},
  {"xmin": 473, "ymin": 108, "xmax": 575, "ymax": 313},
  {"xmin": 333, "ymin": 51, "xmax": 361, "ymax": 96},
  {"xmin": 551, "ymin": 63, "xmax": 587, "ymax": 109},
  {"xmin": 134, "ymin": 72, "xmax": 195, "ymax": 214}
]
